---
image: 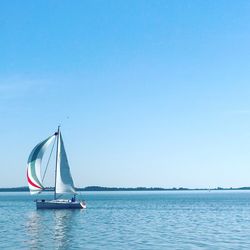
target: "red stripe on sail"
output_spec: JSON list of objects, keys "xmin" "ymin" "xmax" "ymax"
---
[{"xmin": 26, "ymin": 169, "xmax": 42, "ymax": 189}]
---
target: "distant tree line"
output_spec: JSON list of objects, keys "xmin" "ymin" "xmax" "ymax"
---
[{"xmin": 1, "ymin": 186, "xmax": 250, "ymax": 192}]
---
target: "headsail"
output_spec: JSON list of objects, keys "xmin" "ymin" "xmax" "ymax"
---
[
  {"xmin": 55, "ymin": 132, "xmax": 76, "ymax": 194},
  {"xmin": 27, "ymin": 135, "xmax": 56, "ymax": 194}
]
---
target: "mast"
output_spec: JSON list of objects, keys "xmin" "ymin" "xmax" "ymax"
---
[{"xmin": 54, "ymin": 126, "xmax": 60, "ymax": 200}]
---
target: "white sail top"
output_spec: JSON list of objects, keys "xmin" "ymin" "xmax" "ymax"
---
[{"xmin": 55, "ymin": 132, "xmax": 76, "ymax": 194}]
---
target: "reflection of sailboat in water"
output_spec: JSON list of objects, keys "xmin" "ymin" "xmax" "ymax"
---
[
  {"xmin": 53, "ymin": 210, "xmax": 77, "ymax": 249},
  {"xmin": 26, "ymin": 210, "xmax": 78, "ymax": 249},
  {"xmin": 26, "ymin": 211, "xmax": 44, "ymax": 249},
  {"xmin": 26, "ymin": 127, "xmax": 86, "ymax": 209}
]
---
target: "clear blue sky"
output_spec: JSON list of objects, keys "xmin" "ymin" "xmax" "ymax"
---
[{"xmin": 1, "ymin": 0, "xmax": 250, "ymax": 188}]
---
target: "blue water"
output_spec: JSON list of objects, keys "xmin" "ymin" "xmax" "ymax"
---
[{"xmin": 1, "ymin": 191, "xmax": 250, "ymax": 249}]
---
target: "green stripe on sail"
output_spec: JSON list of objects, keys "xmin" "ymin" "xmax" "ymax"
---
[
  {"xmin": 28, "ymin": 137, "xmax": 51, "ymax": 163},
  {"xmin": 29, "ymin": 161, "xmax": 43, "ymax": 188},
  {"xmin": 28, "ymin": 136, "xmax": 52, "ymax": 188}
]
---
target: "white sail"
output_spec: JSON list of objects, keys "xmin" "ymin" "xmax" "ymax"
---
[
  {"xmin": 27, "ymin": 135, "xmax": 56, "ymax": 194},
  {"xmin": 55, "ymin": 132, "xmax": 76, "ymax": 194}
]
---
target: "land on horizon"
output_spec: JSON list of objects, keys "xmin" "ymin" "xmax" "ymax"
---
[{"xmin": 1, "ymin": 186, "xmax": 250, "ymax": 192}]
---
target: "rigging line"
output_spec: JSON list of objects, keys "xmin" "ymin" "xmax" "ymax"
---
[
  {"xmin": 57, "ymin": 194, "xmax": 63, "ymax": 199},
  {"xmin": 42, "ymin": 137, "xmax": 56, "ymax": 182}
]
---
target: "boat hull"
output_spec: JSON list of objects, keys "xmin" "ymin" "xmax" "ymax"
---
[{"xmin": 36, "ymin": 199, "xmax": 86, "ymax": 209}]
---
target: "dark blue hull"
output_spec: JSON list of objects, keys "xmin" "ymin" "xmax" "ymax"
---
[{"xmin": 36, "ymin": 199, "xmax": 86, "ymax": 209}]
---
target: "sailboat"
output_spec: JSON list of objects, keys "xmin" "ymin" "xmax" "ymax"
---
[{"xmin": 26, "ymin": 127, "xmax": 86, "ymax": 209}]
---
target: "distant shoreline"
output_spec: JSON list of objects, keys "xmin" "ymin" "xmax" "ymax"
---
[{"xmin": 1, "ymin": 186, "xmax": 250, "ymax": 192}]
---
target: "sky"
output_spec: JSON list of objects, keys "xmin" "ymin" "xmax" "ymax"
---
[{"xmin": 1, "ymin": 0, "xmax": 250, "ymax": 188}]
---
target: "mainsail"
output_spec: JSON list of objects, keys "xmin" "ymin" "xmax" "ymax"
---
[
  {"xmin": 27, "ymin": 135, "xmax": 56, "ymax": 194},
  {"xmin": 55, "ymin": 132, "xmax": 76, "ymax": 194}
]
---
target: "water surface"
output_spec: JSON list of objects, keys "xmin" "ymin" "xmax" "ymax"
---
[{"xmin": 0, "ymin": 191, "xmax": 250, "ymax": 249}]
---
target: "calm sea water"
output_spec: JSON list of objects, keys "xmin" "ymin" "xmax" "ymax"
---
[{"xmin": 1, "ymin": 191, "xmax": 250, "ymax": 249}]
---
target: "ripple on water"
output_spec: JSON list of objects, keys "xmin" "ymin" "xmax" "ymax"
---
[{"xmin": 1, "ymin": 191, "xmax": 250, "ymax": 249}]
